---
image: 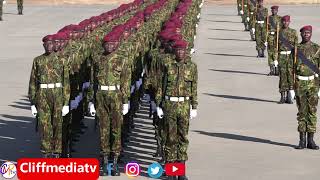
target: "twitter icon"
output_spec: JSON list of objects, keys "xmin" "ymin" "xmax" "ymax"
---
[{"xmin": 147, "ymin": 162, "xmax": 163, "ymax": 179}]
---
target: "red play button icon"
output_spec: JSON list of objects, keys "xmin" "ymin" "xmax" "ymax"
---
[{"xmin": 165, "ymin": 163, "xmax": 185, "ymax": 176}]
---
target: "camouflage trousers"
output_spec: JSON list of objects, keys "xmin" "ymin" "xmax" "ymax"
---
[
  {"xmin": 255, "ymin": 23, "xmax": 267, "ymax": 51},
  {"xmin": 163, "ymin": 100, "xmax": 190, "ymax": 162},
  {"xmin": 237, "ymin": 0, "xmax": 242, "ymax": 14},
  {"xmin": 0, "ymin": 0, "xmax": 3, "ymax": 19},
  {"xmin": 17, "ymin": 0, "xmax": 23, "ymax": 13},
  {"xmin": 267, "ymin": 35, "xmax": 277, "ymax": 66},
  {"xmin": 37, "ymin": 89, "xmax": 64, "ymax": 154},
  {"xmin": 278, "ymin": 54, "xmax": 293, "ymax": 92},
  {"xmin": 295, "ymin": 80, "xmax": 319, "ymax": 133},
  {"xmin": 96, "ymin": 91, "xmax": 123, "ymax": 156}
]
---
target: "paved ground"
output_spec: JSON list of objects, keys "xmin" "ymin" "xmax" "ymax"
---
[{"xmin": 1, "ymin": 3, "xmax": 320, "ymax": 180}]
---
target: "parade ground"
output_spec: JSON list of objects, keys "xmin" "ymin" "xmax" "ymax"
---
[{"xmin": 0, "ymin": 2, "xmax": 320, "ymax": 180}]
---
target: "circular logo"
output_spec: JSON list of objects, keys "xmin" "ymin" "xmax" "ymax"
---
[
  {"xmin": 0, "ymin": 162, "xmax": 17, "ymax": 179},
  {"xmin": 147, "ymin": 162, "xmax": 163, "ymax": 179}
]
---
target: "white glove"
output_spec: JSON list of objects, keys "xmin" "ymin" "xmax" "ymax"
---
[
  {"xmin": 251, "ymin": 28, "xmax": 255, "ymax": 34},
  {"xmin": 197, "ymin": 14, "xmax": 200, "ymax": 19},
  {"xmin": 157, "ymin": 107, "xmax": 164, "ymax": 119},
  {"xmin": 196, "ymin": 24, "xmax": 199, "ymax": 28},
  {"xmin": 274, "ymin": 60, "xmax": 279, "ymax": 67},
  {"xmin": 31, "ymin": 105, "xmax": 37, "ymax": 117},
  {"xmin": 190, "ymin": 109, "xmax": 198, "ymax": 119},
  {"xmin": 62, "ymin": 106, "xmax": 70, "ymax": 117},
  {"xmin": 318, "ymin": 90, "xmax": 320, "ymax": 98},
  {"xmin": 131, "ymin": 85, "xmax": 135, "ymax": 94},
  {"xmin": 289, "ymin": 90, "xmax": 295, "ymax": 100},
  {"xmin": 89, "ymin": 102, "xmax": 96, "ymax": 116},
  {"xmin": 190, "ymin": 48, "xmax": 195, "ymax": 55},
  {"xmin": 141, "ymin": 69, "xmax": 145, "ymax": 77},
  {"xmin": 3, "ymin": 1, "xmax": 6, "ymax": 5},
  {"xmin": 123, "ymin": 104, "xmax": 129, "ymax": 115},
  {"xmin": 151, "ymin": 101, "xmax": 157, "ymax": 113},
  {"xmin": 70, "ymin": 100, "xmax": 78, "ymax": 110},
  {"xmin": 240, "ymin": 10, "xmax": 244, "ymax": 15},
  {"xmin": 194, "ymin": 35, "xmax": 197, "ymax": 40},
  {"xmin": 246, "ymin": 17, "xmax": 250, "ymax": 22},
  {"xmin": 264, "ymin": 42, "xmax": 268, "ymax": 47}
]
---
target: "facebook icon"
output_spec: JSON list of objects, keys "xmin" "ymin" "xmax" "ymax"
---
[{"xmin": 105, "ymin": 163, "xmax": 119, "ymax": 176}]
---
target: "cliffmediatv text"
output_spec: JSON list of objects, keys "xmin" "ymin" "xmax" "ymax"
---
[{"xmin": 17, "ymin": 158, "xmax": 99, "ymax": 180}]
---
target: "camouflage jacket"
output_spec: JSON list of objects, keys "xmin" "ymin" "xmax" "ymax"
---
[
  {"xmin": 156, "ymin": 56, "xmax": 198, "ymax": 109},
  {"xmin": 268, "ymin": 15, "xmax": 282, "ymax": 33},
  {"xmin": 278, "ymin": 27, "xmax": 298, "ymax": 52},
  {"xmin": 289, "ymin": 42, "xmax": 320, "ymax": 84},
  {"xmin": 90, "ymin": 51, "xmax": 130, "ymax": 103},
  {"xmin": 28, "ymin": 53, "xmax": 70, "ymax": 106}
]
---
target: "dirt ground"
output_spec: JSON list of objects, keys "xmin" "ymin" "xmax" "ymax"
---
[{"xmin": 4, "ymin": 0, "xmax": 320, "ymax": 5}]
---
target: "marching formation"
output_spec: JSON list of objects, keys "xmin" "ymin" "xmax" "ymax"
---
[
  {"xmin": 237, "ymin": 0, "xmax": 320, "ymax": 150},
  {"xmin": 27, "ymin": 0, "xmax": 202, "ymax": 179}
]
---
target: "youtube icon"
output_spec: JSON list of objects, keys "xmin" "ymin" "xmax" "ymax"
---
[{"xmin": 165, "ymin": 163, "xmax": 185, "ymax": 176}]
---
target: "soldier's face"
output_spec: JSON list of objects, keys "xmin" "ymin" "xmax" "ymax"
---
[
  {"xmin": 271, "ymin": 9, "xmax": 278, "ymax": 15},
  {"xmin": 282, "ymin": 21, "xmax": 290, "ymax": 28},
  {"xmin": 123, "ymin": 31, "xmax": 130, "ymax": 40},
  {"xmin": 104, "ymin": 42, "xmax": 118, "ymax": 53},
  {"xmin": 43, "ymin": 41, "xmax": 54, "ymax": 54},
  {"xmin": 106, "ymin": 16, "xmax": 113, "ymax": 22},
  {"xmin": 301, "ymin": 30, "xmax": 312, "ymax": 42},
  {"xmin": 54, "ymin": 40, "xmax": 61, "ymax": 52},
  {"xmin": 175, "ymin": 48, "xmax": 186, "ymax": 61}
]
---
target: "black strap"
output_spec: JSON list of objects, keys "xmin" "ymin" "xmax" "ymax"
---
[{"xmin": 270, "ymin": 20, "xmax": 320, "ymax": 75}]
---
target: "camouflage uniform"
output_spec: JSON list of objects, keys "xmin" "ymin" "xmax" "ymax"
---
[
  {"xmin": 254, "ymin": 6, "xmax": 268, "ymax": 56},
  {"xmin": 28, "ymin": 53, "xmax": 70, "ymax": 155},
  {"xmin": 0, "ymin": 0, "xmax": 3, "ymax": 21},
  {"xmin": 278, "ymin": 27, "xmax": 298, "ymax": 94},
  {"xmin": 237, "ymin": 0, "xmax": 243, "ymax": 16},
  {"xmin": 267, "ymin": 14, "xmax": 281, "ymax": 74},
  {"xmin": 17, "ymin": 0, "xmax": 23, "ymax": 15},
  {"xmin": 241, "ymin": 0, "xmax": 250, "ymax": 31},
  {"xmin": 156, "ymin": 56, "xmax": 198, "ymax": 162},
  {"xmin": 289, "ymin": 42, "xmax": 320, "ymax": 133},
  {"xmin": 90, "ymin": 50, "xmax": 130, "ymax": 157},
  {"xmin": 248, "ymin": 0, "xmax": 256, "ymax": 40}
]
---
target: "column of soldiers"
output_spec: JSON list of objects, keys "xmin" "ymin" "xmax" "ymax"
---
[
  {"xmin": 28, "ymin": 0, "xmax": 201, "ymax": 179},
  {"xmin": 237, "ymin": 0, "xmax": 320, "ymax": 150},
  {"xmin": 0, "ymin": 0, "xmax": 23, "ymax": 21}
]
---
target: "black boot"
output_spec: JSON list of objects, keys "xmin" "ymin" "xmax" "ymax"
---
[
  {"xmin": 52, "ymin": 153, "xmax": 60, "ymax": 158},
  {"xmin": 274, "ymin": 67, "xmax": 279, "ymax": 76},
  {"xmin": 99, "ymin": 155, "xmax": 108, "ymax": 176},
  {"xmin": 42, "ymin": 153, "xmax": 51, "ymax": 158},
  {"xmin": 111, "ymin": 156, "xmax": 120, "ymax": 176},
  {"xmin": 261, "ymin": 50, "xmax": 265, "ymax": 57},
  {"xmin": 286, "ymin": 91, "xmax": 293, "ymax": 104},
  {"xmin": 257, "ymin": 50, "xmax": 261, "ymax": 58},
  {"xmin": 295, "ymin": 132, "xmax": 306, "ymax": 149},
  {"xmin": 279, "ymin": 92, "xmax": 286, "ymax": 104},
  {"xmin": 267, "ymin": 66, "xmax": 274, "ymax": 76},
  {"xmin": 307, "ymin": 132, "xmax": 319, "ymax": 150}
]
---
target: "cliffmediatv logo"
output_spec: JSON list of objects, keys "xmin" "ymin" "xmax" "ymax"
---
[
  {"xmin": 0, "ymin": 161, "xmax": 17, "ymax": 179},
  {"xmin": 147, "ymin": 162, "xmax": 163, "ymax": 179}
]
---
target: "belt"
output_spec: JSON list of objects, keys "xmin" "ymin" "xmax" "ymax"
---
[
  {"xmin": 297, "ymin": 75, "xmax": 315, "ymax": 81},
  {"xmin": 165, "ymin": 96, "xmax": 189, "ymax": 102},
  {"xmin": 250, "ymin": 12, "xmax": 253, "ymax": 14},
  {"xmin": 40, "ymin": 83, "xmax": 62, "ymax": 89},
  {"xmin": 256, "ymin": 21, "xmax": 264, "ymax": 24},
  {"xmin": 269, "ymin": 31, "xmax": 275, "ymax": 35},
  {"xmin": 280, "ymin": 51, "xmax": 291, "ymax": 55},
  {"xmin": 244, "ymin": 5, "xmax": 247, "ymax": 7},
  {"xmin": 100, "ymin": 85, "xmax": 120, "ymax": 91}
]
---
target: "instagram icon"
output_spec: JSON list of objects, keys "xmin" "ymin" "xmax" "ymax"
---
[{"xmin": 125, "ymin": 162, "xmax": 140, "ymax": 177}]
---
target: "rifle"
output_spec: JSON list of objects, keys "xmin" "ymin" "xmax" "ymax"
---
[
  {"xmin": 293, "ymin": 46, "xmax": 297, "ymax": 85},
  {"xmin": 265, "ymin": 11, "xmax": 269, "ymax": 44},
  {"xmin": 275, "ymin": 23, "xmax": 279, "ymax": 61}
]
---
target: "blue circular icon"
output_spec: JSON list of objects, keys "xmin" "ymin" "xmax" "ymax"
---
[{"xmin": 147, "ymin": 162, "xmax": 163, "ymax": 179}]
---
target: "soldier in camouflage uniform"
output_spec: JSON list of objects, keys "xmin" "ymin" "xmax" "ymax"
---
[
  {"xmin": 89, "ymin": 32, "xmax": 130, "ymax": 176},
  {"xmin": 267, "ymin": 6, "xmax": 281, "ymax": 76},
  {"xmin": 0, "ymin": 0, "xmax": 3, "ymax": 21},
  {"xmin": 156, "ymin": 39, "xmax": 198, "ymax": 180},
  {"xmin": 277, "ymin": 15, "xmax": 298, "ymax": 104},
  {"xmin": 237, "ymin": 0, "xmax": 242, "ymax": 16},
  {"xmin": 28, "ymin": 34, "xmax": 70, "ymax": 158},
  {"xmin": 254, "ymin": 0, "xmax": 268, "ymax": 58},
  {"xmin": 17, "ymin": 0, "xmax": 23, "ymax": 15},
  {"xmin": 242, "ymin": 0, "xmax": 250, "ymax": 31},
  {"xmin": 290, "ymin": 26, "xmax": 320, "ymax": 150},
  {"xmin": 248, "ymin": 0, "xmax": 256, "ymax": 41}
]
